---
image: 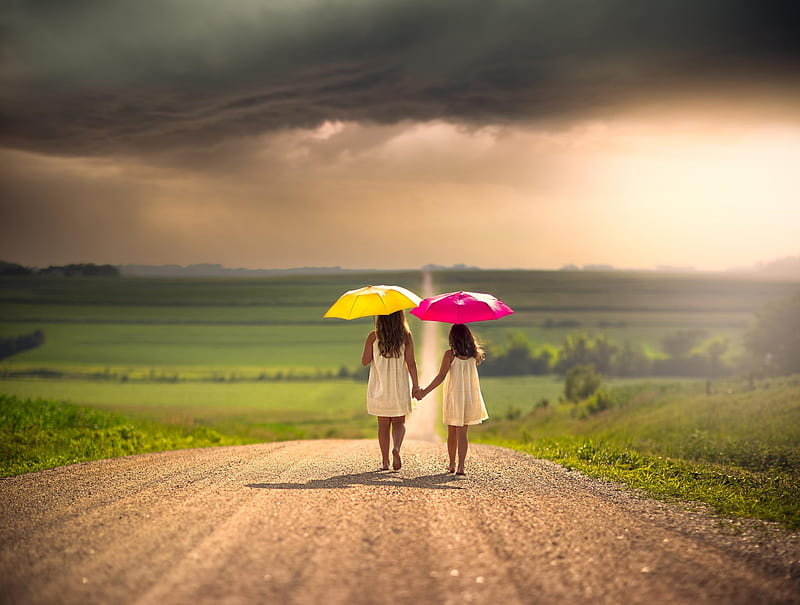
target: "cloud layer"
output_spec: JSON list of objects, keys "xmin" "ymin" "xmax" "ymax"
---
[{"xmin": 3, "ymin": 0, "xmax": 799, "ymax": 155}]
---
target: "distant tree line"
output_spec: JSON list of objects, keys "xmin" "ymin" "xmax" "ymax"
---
[
  {"xmin": 481, "ymin": 291, "xmax": 800, "ymax": 379},
  {"xmin": 0, "ymin": 261, "xmax": 119, "ymax": 276},
  {"xmin": 746, "ymin": 292, "xmax": 800, "ymax": 376},
  {"xmin": 0, "ymin": 330, "xmax": 46, "ymax": 361},
  {"xmin": 480, "ymin": 329, "xmax": 732, "ymax": 378}
]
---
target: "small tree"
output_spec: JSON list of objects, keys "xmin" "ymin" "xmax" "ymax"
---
[
  {"xmin": 702, "ymin": 337, "xmax": 729, "ymax": 376},
  {"xmin": 747, "ymin": 294, "xmax": 800, "ymax": 376},
  {"xmin": 661, "ymin": 329, "xmax": 707, "ymax": 358},
  {"xmin": 564, "ymin": 364, "xmax": 603, "ymax": 402}
]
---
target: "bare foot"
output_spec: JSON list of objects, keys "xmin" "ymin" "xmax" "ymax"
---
[
  {"xmin": 392, "ymin": 449, "xmax": 402, "ymax": 471},
  {"xmin": 456, "ymin": 468, "xmax": 465, "ymax": 476},
  {"xmin": 446, "ymin": 465, "xmax": 455, "ymax": 473},
  {"xmin": 379, "ymin": 465, "xmax": 390, "ymax": 471}
]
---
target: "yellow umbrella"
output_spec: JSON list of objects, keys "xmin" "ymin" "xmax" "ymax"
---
[{"xmin": 323, "ymin": 285, "xmax": 422, "ymax": 320}]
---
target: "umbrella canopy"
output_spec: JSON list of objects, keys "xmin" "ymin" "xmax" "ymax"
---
[
  {"xmin": 323, "ymin": 285, "xmax": 422, "ymax": 320},
  {"xmin": 409, "ymin": 290, "xmax": 514, "ymax": 323}
]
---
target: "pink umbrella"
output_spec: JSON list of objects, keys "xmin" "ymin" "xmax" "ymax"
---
[{"xmin": 410, "ymin": 290, "xmax": 514, "ymax": 323}]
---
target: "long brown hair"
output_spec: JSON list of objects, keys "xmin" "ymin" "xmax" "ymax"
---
[
  {"xmin": 375, "ymin": 310, "xmax": 411, "ymax": 358},
  {"xmin": 449, "ymin": 323, "xmax": 485, "ymax": 361}
]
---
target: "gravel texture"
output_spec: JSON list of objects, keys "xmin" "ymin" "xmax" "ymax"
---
[{"xmin": 1, "ymin": 439, "xmax": 798, "ymax": 605}]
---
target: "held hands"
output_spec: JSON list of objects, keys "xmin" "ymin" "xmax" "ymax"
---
[{"xmin": 412, "ymin": 386, "xmax": 428, "ymax": 400}]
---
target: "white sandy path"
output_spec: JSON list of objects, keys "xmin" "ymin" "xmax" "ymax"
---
[{"xmin": 405, "ymin": 270, "xmax": 440, "ymax": 443}]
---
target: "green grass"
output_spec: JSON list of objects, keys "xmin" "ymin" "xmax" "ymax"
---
[
  {"xmin": 480, "ymin": 375, "xmax": 567, "ymax": 418},
  {"xmin": 0, "ymin": 379, "xmax": 374, "ymax": 443},
  {"xmin": 0, "ymin": 394, "xmax": 249, "ymax": 477},
  {"xmin": 475, "ymin": 375, "xmax": 800, "ymax": 529}
]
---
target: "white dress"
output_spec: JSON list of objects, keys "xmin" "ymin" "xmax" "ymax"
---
[
  {"xmin": 442, "ymin": 356, "xmax": 489, "ymax": 426},
  {"xmin": 367, "ymin": 341, "xmax": 413, "ymax": 417}
]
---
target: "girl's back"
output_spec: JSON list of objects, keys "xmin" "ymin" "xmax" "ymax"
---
[{"xmin": 443, "ymin": 354, "xmax": 488, "ymax": 426}]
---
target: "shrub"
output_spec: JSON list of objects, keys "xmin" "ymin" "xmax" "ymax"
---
[{"xmin": 564, "ymin": 364, "xmax": 603, "ymax": 402}]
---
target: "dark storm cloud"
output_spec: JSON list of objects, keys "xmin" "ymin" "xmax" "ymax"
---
[{"xmin": 1, "ymin": 0, "xmax": 799, "ymax": 155}]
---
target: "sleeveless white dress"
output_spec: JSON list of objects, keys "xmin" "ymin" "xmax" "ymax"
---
[
  {"xmin": 367, "ymin": 341, "xmax": 414, "ymax": 417},
  {"xmin": 442, "ymin": 356, "xmax": 489, "ymax": 426}
]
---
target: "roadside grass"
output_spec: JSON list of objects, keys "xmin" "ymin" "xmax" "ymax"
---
[
  {"xmin": 0, "ymin": 394, "xmax": 250, "ymax": 477},
  {"xmin": 0, "ymin": 379, "xmax": 374, "ymax": 444},
  {"xmin": 475, "ymin": 375, "xmax": 800, "ymax": 529}
]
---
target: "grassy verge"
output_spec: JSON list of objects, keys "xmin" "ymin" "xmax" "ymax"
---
[
  {"xmin": 0, "ymin": 394, "xmax": 251, "ymax": 477},
  {"xmin": 0, "ymin": 378, "xmax": 374, "ymax": 444},
  {"xmin": 476, "ymin": 375, "xmax": 800, "ymax": 530}
]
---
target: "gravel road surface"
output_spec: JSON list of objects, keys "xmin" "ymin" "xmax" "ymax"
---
[{"xmin": 1, "ymin": 439, "xmax": 799, "ymax": 605}]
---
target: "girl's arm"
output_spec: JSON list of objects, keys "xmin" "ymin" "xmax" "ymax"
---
[
  {"xmin": 420, "ymin": 350, "xmax": 454, "ymax": 397},
  {"xmin": 404, "ymin": 333, "xmax": 420, "ymax": 392},
  {"xmin": 361, "ymin": 331, "xmax": 376, "ymax": 366}
]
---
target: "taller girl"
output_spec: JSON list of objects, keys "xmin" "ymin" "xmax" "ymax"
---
[
  {"xmin": 418, "ymin": 323, "xmax": 488, "ymax": 475},
  {"xmin": 361, "ymin": 310, "xmax": 420, "ymax": 471}
]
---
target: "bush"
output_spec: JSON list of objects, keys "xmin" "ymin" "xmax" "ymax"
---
[
  {"xmin": 564, "ymin": 364, "xmax": 603, "ymax": 402},
  {"xmin": 480, "ymin": 333, "xmax": 552, "ymax": 376},
  {"xmin": 585, "ymin": 389, "xmax": 614, "ymax": 415},
  {"xmin": 747, "ymin": 293, "xmax": 800, "ymax": 376}
]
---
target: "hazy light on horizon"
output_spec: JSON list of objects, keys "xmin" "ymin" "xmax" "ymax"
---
[{"xmin": 1, "ymin": 113, "xmax": 798, "ymax": 271}]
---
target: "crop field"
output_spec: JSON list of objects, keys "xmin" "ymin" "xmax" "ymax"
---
[
  {"xmin": 1, "ymin": 268, "xmax": 798, "ymax": 439},
  {"xmin": 0, "ymin": 272, "xmax": 423, "ymax": 376}
]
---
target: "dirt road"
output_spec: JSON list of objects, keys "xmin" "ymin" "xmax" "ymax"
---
[{"xmin": 1, "ymin": 440, "xmax": 799, "ymax": 604}]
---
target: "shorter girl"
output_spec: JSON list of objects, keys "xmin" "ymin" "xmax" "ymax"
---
[{"xmin": 417, "ymin": 323, "xmax": 488, "ymax": 475}]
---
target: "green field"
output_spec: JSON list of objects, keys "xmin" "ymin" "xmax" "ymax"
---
[
  {"xmin": 0, "ymin": 378, "xmax": 372, "ymax": 442},
  {"xmin": 2, "ymin": 269, "xmax": 799, "ymax": 527},
  {"xmin": 0, "ymin": 272, "xmax": 424, "ymax": 377},
  {"xmin": 3, "ymin": 270, "xmax": 797, "ymax": 377},
  {"xmin": 2, "ymin": 269, "xmax": 798, "ymax": 438}
]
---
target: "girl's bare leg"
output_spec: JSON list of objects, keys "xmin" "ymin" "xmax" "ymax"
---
[
  {"xmin": 391, "ymin": 416, "xmax": 406, "ymax": 470},
  {"xmin": 446, "ymin": 425, "xmax": 458, "ymax": 472},
  {"xmin": 456, "ymin": 426, "xmax": 469, "ymax": 475},
  {"xmin": 377, "ymin": 417, "xmax": 391, "ymax": 470}
]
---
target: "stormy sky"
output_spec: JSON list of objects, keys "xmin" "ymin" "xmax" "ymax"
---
[{"xmin": 2, "ymin": 0, "xmax": 799, "ymax": 270}]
